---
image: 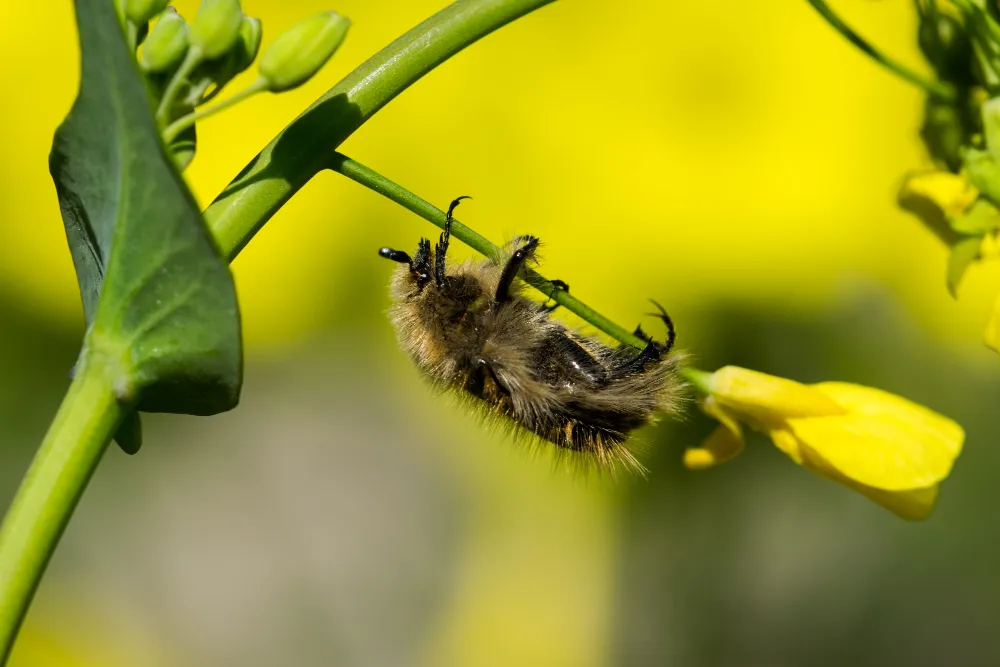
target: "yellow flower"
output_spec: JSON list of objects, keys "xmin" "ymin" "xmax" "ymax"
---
[
  {"xmin": 898, "ymin": 170, "xmax": 978, "ymax": 242},
  {"xmin": 683, "ymin": 366, "xmax": 964, "ymax": 520}
]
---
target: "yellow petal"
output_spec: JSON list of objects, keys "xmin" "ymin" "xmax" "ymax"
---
[
  {"xmin": 899, "ymin": 171, "xmax": 978, "ymax": 218},
  {"xmin": 980, "ymin": 231, "xmax": 1000, "ymax": 260},
  {"xmin": 787, "ymin": 410, "xmax": 960, "ymax": 490},
  {"xmin": 812, "ymin": 383, "xmax": 964, "ymax": 458},
  {"xmin": 799, "ymin": 444, "xmax": 941, "ymax": 520},
  {"xmin": 699, "ymin": 396, "xmax": 741, "ymax": 435},
  {"xmin": 850, "ymin": 484, "xmax": 941, "ymax": 521},
  {"xmin": 684, "ymin": 424, "xmax": 744, "ymax": 469},
  {"xmin": 986, "ymin": 291, "xmax": 1000, "ymax": 354},
  {"xmin": 766, "ymin": 427, "xmax": 804, "ymax": 465},
  {"xmin": 898, "ymin": 171, "xmax": 978, "ymax": 242},
  {"xmin": 711, "ymin": 366, "xmax": 844, "ymax": 424}
]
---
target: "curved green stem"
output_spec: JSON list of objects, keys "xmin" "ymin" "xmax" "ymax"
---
[
  {"xmin": 328, "ymin": 152, "xmax": 648, "ymax": 348},
  {"xmin": 805, "ymin": 0, "xmax": 956, "ymax": 102},
  {"xmin": 0, "ymin": 356, "xmax": 124, "ymax": 663},
  {"xmin": 163, "ymin": 77, "xmax": 269, "ymax": 145},
  {"xmin": 155, "ymin": 46, "xmax": 203, "ymax": 126},
  {"xmin": 204, "ymin": 0, "xmax": 557, "ymax": 261}
]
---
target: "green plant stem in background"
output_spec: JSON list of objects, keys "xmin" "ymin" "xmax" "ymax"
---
[
  {"xmin": 204, "ymin": 0, "xmax": 557, "ymax": 261},
  {"xmin": 327, "ymin": 152, "xmax": 649, "ymax": 349},
  {"xmin": 0, "ymin": 358, "xmax": 124, "ymax": 663},
  {"xmin": 156, "ymin": 46, "xmax": 204, "ymax": 126},
  {"xmin": 163, "ymin": 77, "xmax": 270, "ymax": 144},
  {"xmin": 805, "ymin": 0, "xmax": 956, "ymax": 102}
]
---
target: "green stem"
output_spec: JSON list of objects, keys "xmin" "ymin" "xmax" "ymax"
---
[
  {"xmin": 204, "ymin": 0, "xmax": 557, "ymax": 261},
  {"xmin": 155, "ymin": 46, "xmax": 203, "ymax": 127},
  {"xmin": 162, "ymin": 77, "xmax": 269, "ymax": 145},
  {"xmin": 678, "ymin": 366, "xmax": 714, "ymax": 395},
  {"xmin": 125, "ymin": 20, "xmax": 138, "ymax": 53},
  {"xmin": 327, "ymin": 152, "xmax": 647, "ymax": 348},
  {"xmin": 805, "ymin": 0, "xmax": 956, "ymax": 102},
  {"xmin": 0, "ymin": 357, "xmax": 124, "ymax": 664}
]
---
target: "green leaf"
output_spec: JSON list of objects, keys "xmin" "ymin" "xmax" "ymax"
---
[
  {"xmin": 50, "ymin": 0, "xmax": 242, "ymax": 418},
  {"xmin": 947, "ymin": 236, "xmax": 982, "ymax": 298}
]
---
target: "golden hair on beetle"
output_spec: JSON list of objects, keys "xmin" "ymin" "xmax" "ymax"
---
[{"xmin": 379, "ymin": 197, "xmax": 685, "ymax": 473}]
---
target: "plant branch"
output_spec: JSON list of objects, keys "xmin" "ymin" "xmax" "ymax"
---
[
  {"xmin": 805, "ymin": 0, "xmax": 957, "ymax": 102},
  {"xmin": 327, "ymin": 152, "xmax": 648, "ymax": 349},
  {"xmin": 203, "ymin": 0, "xmax": 557, "ymax": 261},
  {"xmin": 0, "ymin": 356, "xmax": 124, "ymax": 663},
  {"xmin": 678, "ymin": 366, "xmax": 713, "ymax": 395},
  {"xmin": 163, "ymin": 77, "xmax": 269, "ymax": 145},
  {"xmin": 155, "ymin": 46, "xmax": 203, "ymax": 126}
]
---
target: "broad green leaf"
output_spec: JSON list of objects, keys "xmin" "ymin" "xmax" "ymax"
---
[
  {"xmin": 50, "ymin": 0, "xmax": 242, "ymax": 419},
  {"xmin": 947, "ymin": 236, "xmax": 982, "ymax": 298}
]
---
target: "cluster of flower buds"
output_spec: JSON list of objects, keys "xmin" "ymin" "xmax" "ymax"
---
[
  {"xmin": 116, "ymin": 0, "xmax": 350, "ymax": 170},
  {"xmin": 897, "ymin": 1, "xmax": 1000, "ymax": 352}
]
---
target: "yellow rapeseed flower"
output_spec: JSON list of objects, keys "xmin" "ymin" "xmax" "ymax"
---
[
  {"xmin": 899, "ymin": 170, "xmax": 978, "ymax": 219},
  {"xmin": 683, "ymin": 366, "xmax": 964, "ymax": 520},
  {"xmin": 898, "ymin": 170, "xmax": 978, "ymax": 242}
]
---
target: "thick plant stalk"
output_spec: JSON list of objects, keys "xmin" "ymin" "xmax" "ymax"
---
[
  {"xmin": 204, "ymin": 0, "xmax": 557, "ymax": 260},
  {"xmin": 0, "ymin": 358, "xmax": 125, "ymax": 663}
]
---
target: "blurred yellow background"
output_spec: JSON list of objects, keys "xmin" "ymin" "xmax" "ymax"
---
[{"xmin": 2, "ymin": 1, "xmax": 999, "ymax": 666}]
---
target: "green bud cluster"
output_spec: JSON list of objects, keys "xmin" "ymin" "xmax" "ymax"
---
[
  {"xmin": 913, "ymin": 3, "xmax": 981, "ymax": 172},
  {"xmin": 121, "ymin": 0, "xmax": 350, "ymax": 171},
  {"xmin": 903, "ymin": 1, "xmax": 1000, "ymax": 295}
]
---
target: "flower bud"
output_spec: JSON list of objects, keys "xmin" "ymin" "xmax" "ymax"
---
[
  {"xmin": 140, "ymin": 11, "xmax": 189, "ymax": 73},
  {"xmin": 259, "ymin": 11, "xmax": 350, "ymax": 92},
  {"xmin": 217, "ymin": 16, "xmax": 262, "ymax": 81},
  {"xmin": 185, "ymin": 16, "xmax": 261, "ymax": 105},
  {"xmin": 235, "ymin": 17, "xmax": 263, "ymax": 68},
  {"xmin": 125, "ymin": 0, "xmax": 170, "ymax": 24},
  {"xmin": 190, "ymin": 0, "xmax": 244, "ymax": 60}
]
